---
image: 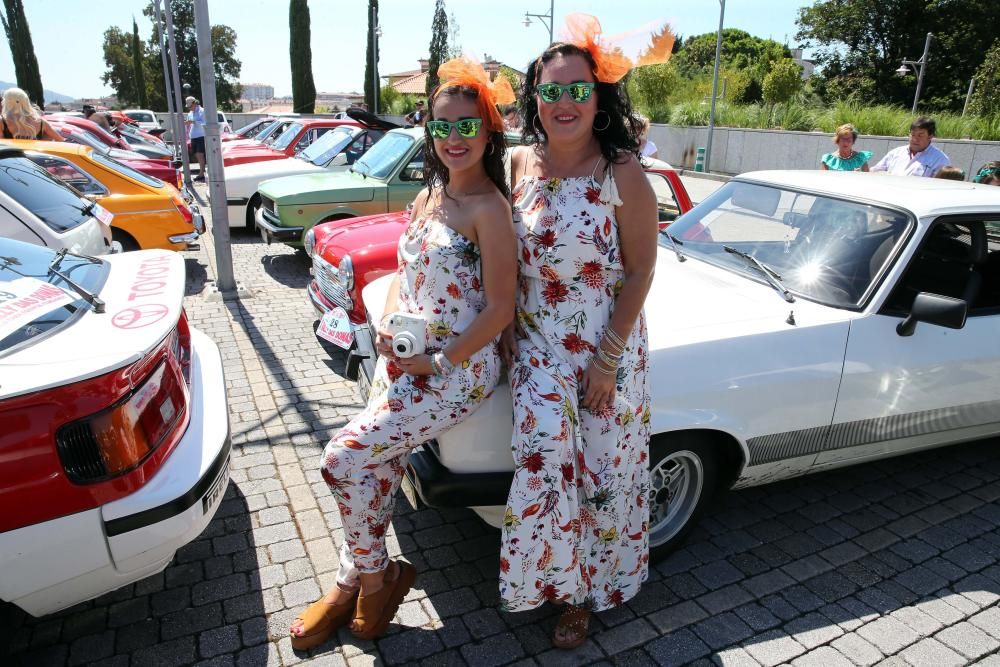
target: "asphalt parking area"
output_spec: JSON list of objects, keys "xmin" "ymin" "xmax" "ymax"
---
[{"xmin": 7, "ymin": 211, "xmax": 1000, "ymax": 667}]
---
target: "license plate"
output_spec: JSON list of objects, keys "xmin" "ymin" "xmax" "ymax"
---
[
  {"xmin": 317, "ymin": 306, "xmax": 354, "ymax": 349},
  {"xmin": 202, "ymin": 457, "xmax": 230, "ymax": 514},
  {"xmin": 92, "ymin": 202, "xmax": 114, "ymax": 226}
]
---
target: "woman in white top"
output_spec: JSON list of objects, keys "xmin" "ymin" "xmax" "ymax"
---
[{"xmin": 638, "ymin": 116, "xmax": 658, "ymax": 159}]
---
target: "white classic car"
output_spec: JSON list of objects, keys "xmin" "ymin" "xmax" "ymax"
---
[{"xmin": 354, "ymin": 171, "xmax": 1000, "ymax": 560}]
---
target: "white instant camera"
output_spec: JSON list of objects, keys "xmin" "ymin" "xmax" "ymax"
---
[{"xmin": 383, "ymin": 312, "xmax": 426, "ymax": 358}]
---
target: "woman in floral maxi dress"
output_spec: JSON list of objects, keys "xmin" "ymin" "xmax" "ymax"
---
[
  {"xmin": 289, "ymin": 58, "xmax": 516, "ymax": 649},
  {"xmin": 499, "ymin": 16, "xmax": 662, "ymax": 649}
]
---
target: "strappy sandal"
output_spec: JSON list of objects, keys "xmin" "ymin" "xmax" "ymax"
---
[
  {"xmin": 552, "ymin": 604, "xmax": 591, "ymax": 650},
  {"xmin": 289, "ymin": 585, "xmax": 359, "ymax": 651},
  {"xmin": 350, "ymin": 560, "xmax": 417, "ymax": 640}
]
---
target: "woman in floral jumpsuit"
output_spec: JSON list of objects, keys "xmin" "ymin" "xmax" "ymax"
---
[
  {"xmin": 499, "ymin": 15, "xmax": 662, "ymax": 649},
  {"xmin": 290, "ymin": 58, "xmax": 516, "ymax": 648}
]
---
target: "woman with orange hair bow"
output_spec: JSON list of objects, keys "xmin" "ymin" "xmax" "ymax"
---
[
  {"xmin": 289, "ymin": 58, "xmax": 517, "ymax": 647},
  {"xmin": 498, "ymin": 13, "xmax": 671, "ymax": 648}
]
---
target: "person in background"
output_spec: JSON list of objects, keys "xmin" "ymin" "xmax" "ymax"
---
[
  {"xmin": 185, "ymin": 96, "xmax": 206, "ymax": 182},
  {"xmin": 638, "ymin": 115, "xmax": 658, "ymax": 159},
  {"xmin": 974, "ymin": 161, "xmax": 1000, "ymax": 186},
  {"xmin": 820, "ymin": 124, "xmax": 870, "ymax": 171},
  {"xmin": 82, "ymin": 105, "xmax": 114, "ymax": 132},
  {"xmin": 405, "ymin": 100, "xmax": 427, "ymax": 127},
  {"xmin": 934, "ymin": 166, "xmax": 966, "ymax": 181},
  {"xmin": 871, "ymin": 116, "xmax": 950, "ymax": 177},
  {"xmin": 1, "ymin": 88, "xmax": 62, "ymax": 140},
  {"xmin": 503, "ymin": 105, "xmax": 521, "ymax": 130}
]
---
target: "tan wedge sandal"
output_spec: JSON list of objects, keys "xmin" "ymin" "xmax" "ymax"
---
[
  {"xmin": 289, "ymin": 586, "xmax": 359, "ymax": 651},
  {"xmin": 350, "ymin": 560, "xmax": 417, "ymax": 640},
  {"xmin": 552, "ymin": 604, "xmax": 591, "ymax": 650}
]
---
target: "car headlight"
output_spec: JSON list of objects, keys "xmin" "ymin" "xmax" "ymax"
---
[
  {"xmin": 304, "ymin": 228, "xmax": 316, "ymax": 257},
  {"xmin": 336, "ymin": 254, "xmax": 354, "ymax": 291}
]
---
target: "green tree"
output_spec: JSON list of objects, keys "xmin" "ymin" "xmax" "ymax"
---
[
  {"xmin": 426, "ymin": 0, "xmax": 448, "ymax": 96},
  {"xmin": 969, "ymin": 39, "xmax": 1000, "ymax": 117},
  {"xmin": 140, "ymin": 0, "xmax": 242, "ymax": 111},
  {"xmin": 289, "ymin": 0, "xmax": 316, "ymax": 113},
  {"xmin": 131, "ymin": 18, "xmax": 148, "ymax": 108},
  {"xmin": 102, "ymin": 27, "xmax": 135, "ymax": 105},
  {"xmin": 363, "ymin": 0, "xmax": 379, "ymax": 110},
  {"xmin": 762, "ymin": 59, "xmax": 803, "ymax": 105},
  {"xmin": 796, "ymin": 0, "xmax": 1000, "ymax": 110},
  {"xmin": 672, "ymin": 29, "xmax": 789, "ymax": 103},
  {"xmin": 0, "ymin": 0, "xmax": 44, "ymax": 107}
]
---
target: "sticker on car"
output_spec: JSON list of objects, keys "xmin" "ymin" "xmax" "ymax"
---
[{"xmin": 317, "ymin": 306, "xmax": 354, "ymax": 349}]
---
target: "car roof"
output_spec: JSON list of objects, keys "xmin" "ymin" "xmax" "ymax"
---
[{"xmin": 737, "ymin": 170, "xmax": 1000, "ymax": 217}]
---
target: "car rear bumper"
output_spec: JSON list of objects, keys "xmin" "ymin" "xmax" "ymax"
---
[
  {"xmin": 0, "ymin": 326, "xmax": 231, "ymax": 617},
  {"xmin": 255, "ymin": 206, "xmax": 303, "ymax": 244}
]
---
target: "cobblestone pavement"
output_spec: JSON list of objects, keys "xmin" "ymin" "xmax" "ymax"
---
[{"xmin": 8, "ymin": 202, "xmax": 1000, "ymax": 667}]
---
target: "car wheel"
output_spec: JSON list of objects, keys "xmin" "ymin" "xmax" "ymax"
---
[
  {"xmin": 246, "ymin": 194, "xmax": 260, "ymax": 232},
  {"xmin": 648, "ymin": 433, "xmax": 719, "ymax": 561},
  {"xmin": 112, "ymin": 228, "xmax": 140, "ymax": 252}
]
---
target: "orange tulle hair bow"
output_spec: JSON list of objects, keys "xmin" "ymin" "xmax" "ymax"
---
[
  {"xmin": 434, "ymin": 56, "xmax": 516, "ymax": 133},
  {"xmin": 561, "ymin": 13, "xmax": 675, "ymax": 84}
]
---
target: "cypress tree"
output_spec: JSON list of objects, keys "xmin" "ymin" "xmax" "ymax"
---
[
  {"xmin": 131, "ymin": 17, "xmax": 148, "ymax": 108},
  {"xmin": 0, "ymin": 0, "xmax": 44, "ymax": 107},
  {"xmin": 364, "ymin": 0, "xmax": 379, "ymax": 111},
  {"xmin": 289, "ymin": 0, "xmax": 316, "ymax": 113},
  {"xmin": 426, "ymin": 0, "xmax": 448, "ymax": 96}
]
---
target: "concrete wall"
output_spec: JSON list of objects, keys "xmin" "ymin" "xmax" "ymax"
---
[{"xmin": 647, "ymin": 124, "xmax": 1000, "ymax": 178}]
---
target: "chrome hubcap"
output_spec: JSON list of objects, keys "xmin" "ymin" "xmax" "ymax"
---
[{"xmin": 648, "ymin": 450, "xmax": 704, "ymax": 546}]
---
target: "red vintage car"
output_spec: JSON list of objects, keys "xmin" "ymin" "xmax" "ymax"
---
[
  {"xmin": 305, "ymin": 164, "xmax": 695, "ymax": 379},
  {"xmin": 221, "ymin": 118, "xmax": 361, "ymax": 168},
  {"xmin": 223, "ymin": 117, "xmax": 276, "ymax": 142}
]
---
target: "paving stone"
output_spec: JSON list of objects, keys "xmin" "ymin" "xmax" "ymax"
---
[
  {"xmin": 646, "ymin": 628, "xmax": 711, "ymax": 666},
  {"xmin": 67, "ymin": 630, "xmax": 115, "ymax": 666},
  {"xmin": 594, "ymin": 617, "xmax": 658, "ymax": 654},
  {"xmin": 647, "ymin": 600, "xmax": 709, "ymax": 634},
  {"xmin": 899, "ymin": 637, "xmax": 966, "ymax": 667},
  {"xmin": 830, "ymin": 633, "xmax": 884, "ymax": 666},
  {"xmin": 691, "ymin": 612, "xmax": 754, "ymax": 650},
  {"xmin": 132, "ymin": 636, "xmax": 198, "ymax": 667},
  {"xmin": 458, "ymin": 631, "xmax": 525, "ymax": 667},
  {"xmin": 162, "ymin": 603, "xmax": 223, "ymax": 640},
  {"xmin": 935, "ymin": 621, "xmax": 1000, "ymax": 660},
  {"xmin": 855, "ymin": 615, "xmax": 920, "ymax": 655},
  {"xmin": 790, "ymin": 646, "xmax": 854, "ymax": 667},
  {"xmin": 200, "ymin": 625, "xmax": 242, "ymax": 659},
  {"xmin": 741, "ymin": 629, "xmax": 807, "ymax": 666}
]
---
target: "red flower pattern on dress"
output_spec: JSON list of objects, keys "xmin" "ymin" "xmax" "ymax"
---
[
  {"xmin": 446, "ymin": 283, "xmax": 461, "ymax": 299},
  {"xmin": 520, "ymin": 451, "xmax": 545, "ymax": 474},
  {"xmin": 561, "ymin": 332, "xmax": 596, "ymax": 354},
  {"xmin": 542, "ymin": 279, "xmax": 569, "ymax": 307},
  {"xmin": 578, "ymin": 260, "xmax": 605, "ymax": 289}
]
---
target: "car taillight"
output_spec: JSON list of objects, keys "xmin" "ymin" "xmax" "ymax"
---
[
  {"xmin": 176, "ymin": 169, "xmax": 183, "ymax": 190},
  {"xmin": 171, "ymin": 190, "xmax": 193, "ymax": 225},
  {"xmin": 173, "ymin": 308, "xmax": 192, "ymax": 383}
]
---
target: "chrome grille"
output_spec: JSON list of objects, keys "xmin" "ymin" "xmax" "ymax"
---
[
  {"xmin": 260, "ymin": 195, "xmax": 276, "ymax": 214},
  {"xmin": 313, "ymin": 255, "xmax": 352, "ymax": 310}
]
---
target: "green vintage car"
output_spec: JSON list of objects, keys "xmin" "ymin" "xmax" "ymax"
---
[
  {"xmin": 254, "ymin": 127, "xmax": 429, "ymax": 247},
  {"xmin": 254, "ymin": 127, "xmax": 522, "ymax": 247}
]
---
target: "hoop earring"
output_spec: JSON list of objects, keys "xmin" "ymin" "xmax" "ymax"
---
[
  {"xmin": 532, "ymin": 115, "xmax": 545, "ymax": 136},
  {"xmin": 486, "ymin": 142, "xmax": 495, "ymax": 156},
  {"xmin": 593, "ymin": 110, "xmax": 611, "ymax": 132}
]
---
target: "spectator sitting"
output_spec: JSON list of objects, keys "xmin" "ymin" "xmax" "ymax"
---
[
  {"xmin": 870, "ymin": 116, "xmax": 950, "ymax": 177},
  {"xmin": 1, "ymin": 87, "xmax": 63, "ymax": 140},
  {"xmin": 974, "ymin": 161, "xmax": 1000, "ymax": 186},
  {"xmin": 404, "ymin": 100, "xmax": 427, "ymax": 127},
  {"xmin": 934, "ymin": 166, "xmax": 966, "ymax": 181},
  {"xmin": 82, "ymin": 105, "xmax": 115, "ymax": 132},
  {"xmin": 820, "ymin": 124, "xmax": 871, "ymax": 171}
]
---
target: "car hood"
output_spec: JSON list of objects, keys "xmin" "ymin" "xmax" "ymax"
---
[
  {"xmin": 258, "ymin": 170, "xmax": 380, "ymax": 205},
  {"xmin": 224, "ymin": 157, "xmax": 322, "ymax": 187},
  {"xmin": 0, "ymin": 250, "xmax": 185, "ymax": 400},
  {"xmin": 315, "ymin": 212, "xmax": 408, "ymax": 260},
  {"xmin": 645, "ymin": 251, "xmax": 852, "ymax": 351}
]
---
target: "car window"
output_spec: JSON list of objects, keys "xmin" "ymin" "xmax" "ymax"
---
[
  {"xmin": 217, "ymin": 112, "xmax": 226, "ymax": 123},
  {"xmin": 885, "ymin": 218, "xmax": 1000, "ymax": 315},
  {"xmin": 0, "ymin": 155, "xmax": 94, "ymax": 232},
  {"xmin": 262, "ymin": 121, "xmax": 294, "ymax": 145},
  {"xmin": 0, "ymin": 240, "xmax": 109, "ymax": 356},
  {"xmin": 25, "ymin": 154, "xmax": 109, "ymax": 196},
  {"xmin": 399, "ymin": 149, "xmax": 425, "ymax": 182},
  {"xmin": 90, "ymin": 152, "xmax": 164, "ymax": 188},
  {"xmin": 355, "ymin": 133, "xmax": 415, "ymax": 180},
  {"xmin": 271, "ymin": 123, "xmax": 304, "ymax": 151},
  {"xmin": 645, "ymin": 172, "xmax": 682, "ymax": 223},
  {"xmin": 667, "ymin": 181, "xmax": 911, "ymax": 308},
  {"xmin": 301, "ymin": 127, "xmax": 359, "ymax": 166},
  {"xmin": 126, "ymin": 112, "xmax": 154, "ymax": 123}
]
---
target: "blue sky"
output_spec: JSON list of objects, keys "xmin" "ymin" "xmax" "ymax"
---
[{"xmin": 0, "ymin": 0, "xmax": 813, "ymax": 100}]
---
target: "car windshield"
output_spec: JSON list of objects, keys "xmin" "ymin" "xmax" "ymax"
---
[
  {"xmin": 664, "ymin": 181, "xmax": 911, "ymax": 308},
  {"xmin": 91, "ymin": 152, "xmax": 163, "ymax": 188},
  {"xmin": 217, "ymin": 112, "xmax": 226, "ymax": 123},
  {"xmin": 301, "ymin": 127, "xmax": 359, "ymax": 166},
  {"xmin": 234, "ymin": 118, "xmax": 266, "ymax": 136},
  {"xmin": 0, "ymin": 154, "xmax": 94, "ymax": 231},
  {"xmin": 271, "ymin": 122, "xmax": 304, "ymax": 151},
  {"xmin": 0, "ymin": 240, "xmax": 109, "ymax": 356},
  {"xmin": 353, "ymin": 132, "xmax": 414, "ymax": 180},
  {"xmin": 261, "ymin": 121, "xmax": 293, "ymax": 145},
  {"xmin": 63, "ymin": 129, "xmax": 110, "ymax": 156},
  {"xmin": 126, "ymin": 112, "xmax": 154, "ymax": 123}
]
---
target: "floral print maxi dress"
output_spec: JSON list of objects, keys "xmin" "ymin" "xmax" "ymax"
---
[
  {"xmin": 321, "ymin": 214, "xmax": 501, "ymax": 583},
  {"xmin": 499, "ymin": 168, "xmax": 652, "ymax": 612}
]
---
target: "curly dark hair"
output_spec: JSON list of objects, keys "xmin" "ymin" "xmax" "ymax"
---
[
  {"xmin": 519, "ymin": 43, "xmax": 643, "ymax": 165},
  {"xmin": 423, "ymin": 84, "xmax": 509, "ymax": 200}
]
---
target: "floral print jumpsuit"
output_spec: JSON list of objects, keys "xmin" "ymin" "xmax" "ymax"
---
[
  {"xmin": 321, "ymin": 213, "xmax": 501, "ymax": 586},
  {"xmin": 499, "ymin": 159, "xmax": 651, "ymax": 612}
]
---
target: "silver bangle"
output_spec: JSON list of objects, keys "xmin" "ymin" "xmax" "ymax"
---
[{"xmin": 434, "ymin": 352, "xmax": 454, "ymax": 374}]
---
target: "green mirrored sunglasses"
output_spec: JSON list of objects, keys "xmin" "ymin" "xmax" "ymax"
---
[
  {"xmin": 536, "ymin": 82, "xmax": 596, "ymax": 104},
  {"xmin": 426, "ymin": 118, "xmax": 483, "ymax": 139}
]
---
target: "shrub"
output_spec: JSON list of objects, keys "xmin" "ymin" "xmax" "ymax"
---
[{"xmin": 762, "ymin": 59, "xmax": 803, "ymax": 105}]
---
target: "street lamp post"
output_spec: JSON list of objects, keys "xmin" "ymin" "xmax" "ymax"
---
[
  {"xmin": 163, "ymin": 0, "xmax": 192, "ymax": 188},
  {"xmin": 704, "ymin": 0, "xmax": 726, "ymax": 174},
  {"xmin": 896, "ymin": 32, "xmax": 933, "ymax": 114},
  {"xmin": 371, "ymin": 2, "xmax": 380, "ymax": 115},
  {"xmin": 523, "ymin": 0, "xmax": 554, "ymax": 45}
]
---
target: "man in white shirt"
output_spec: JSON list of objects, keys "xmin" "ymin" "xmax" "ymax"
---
[
  {"xmin": 185, "ymin": 96, "xmax": 207, "ymax": 182},
  {"xmin": 871, "ymin": 116, "xmax": 950, "ymax": 177}
]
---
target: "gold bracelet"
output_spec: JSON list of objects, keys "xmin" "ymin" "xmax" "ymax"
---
[
  {"xmin": 605, "ymin": 327, "xmax": 628, "ymax": 349},
  {"xmin": 595, "ymin": 349, "xmax": 620, "ymax": 370},
  {"xmin": 600, "ymin": 339, "xmax": 625, "ymax": 356},
  {"xmin": 593, "ymin": 357, "xmax": 617, "ymax": 374}
]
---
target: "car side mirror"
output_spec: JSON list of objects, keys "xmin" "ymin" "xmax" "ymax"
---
[{"xmin": 896, "ymin": 292, "xmax": 967, "ymax": 336}]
